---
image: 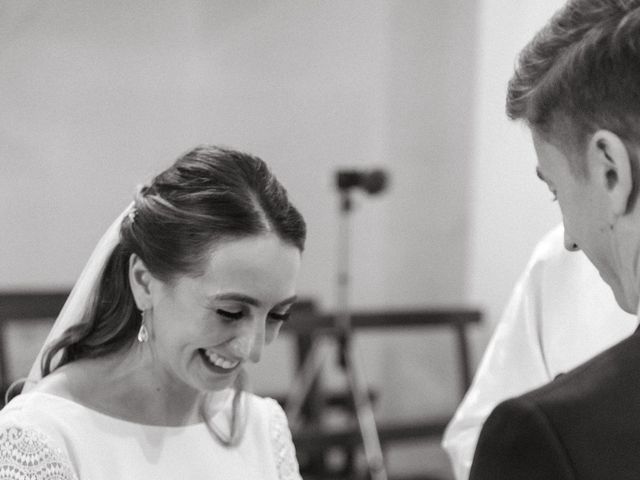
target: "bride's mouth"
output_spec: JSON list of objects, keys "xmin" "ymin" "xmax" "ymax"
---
[{"xmin": 198, "ymin": 348, "xmax": 241, "ymax": 373}]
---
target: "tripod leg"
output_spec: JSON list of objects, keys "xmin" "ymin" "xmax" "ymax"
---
[
  {"xmin": 344, "ymin": 344, "xmax": 388, "ymax": 480},
  {"xmin": 285, "ymin": 337, "xmax": 329, "ymax": 429}
]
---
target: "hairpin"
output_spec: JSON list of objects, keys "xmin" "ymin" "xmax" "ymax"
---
[{"xmin": 128, "ymin": 209, "xmax": 137, "ymax": 223}]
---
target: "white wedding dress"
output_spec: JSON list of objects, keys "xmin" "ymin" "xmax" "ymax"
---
[{"xmin": 0, "ymin": 390, "xmax": 301, "ymax": 480}]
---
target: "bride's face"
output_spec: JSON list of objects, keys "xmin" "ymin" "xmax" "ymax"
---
[{"xmin": 147, "ymin": 233, "xmax": 301, "ymax": 394}]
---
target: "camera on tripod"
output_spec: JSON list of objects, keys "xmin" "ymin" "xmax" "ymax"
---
[{"xmin": 286, "ymin": 165, "xmax": 391, "ymax": 480}]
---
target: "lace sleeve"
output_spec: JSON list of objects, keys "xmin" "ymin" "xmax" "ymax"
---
[
  {"xmin": 0, "ymin": 424, "xmax": 78, "ymax": 480},
  {"xmin": 266, "ymin": 399, "xmax": 302, "ymax": 480}
]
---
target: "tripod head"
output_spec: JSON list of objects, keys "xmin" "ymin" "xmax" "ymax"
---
[
  {"xmin": 336, "ymin": 169, "xmax": 388, "ymax": 194},
  {"xmin": 335, "ymin": 168, "xmax": 388, "ymax": 211}
]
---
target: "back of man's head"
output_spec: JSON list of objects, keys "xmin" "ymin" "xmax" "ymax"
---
[{"xmin": 507, "ymin": 0, "xmax": 640, "ymax": 174}]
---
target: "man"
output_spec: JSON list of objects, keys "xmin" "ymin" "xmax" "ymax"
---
[
  {"xmin": 442, "ymin": 225, "xmax": 637, "ymax": 480},
  {"xmin": 469, "ymin": 1, "xmax": 640, "ymax": 478}
]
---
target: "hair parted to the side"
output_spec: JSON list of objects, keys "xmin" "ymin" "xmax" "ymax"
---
[
  {"xmin": 41, "ymin": 145, "xmax": 306, "ymax": 377},
  {"xmin": 507, "ymin": 0, "xmax": 640, "ymax": 174}
]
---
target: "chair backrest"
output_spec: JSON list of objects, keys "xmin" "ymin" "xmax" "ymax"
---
[{"xmin": 0, "ymin": 291, "xmax": 69, "ymax": 401}]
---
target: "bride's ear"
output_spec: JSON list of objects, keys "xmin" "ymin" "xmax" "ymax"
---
[{"xmin": 129, "ymin": 254, "xmax": 154, "ymax": 310}]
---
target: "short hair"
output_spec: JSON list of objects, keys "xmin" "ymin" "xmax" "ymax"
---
[
  {"xmin": 42, "ymin": 145, "xmax": 306, "ymax": 375},
  {"xmin": 507, "ymin": 0, "xmax": 640, "ymax": 174}
]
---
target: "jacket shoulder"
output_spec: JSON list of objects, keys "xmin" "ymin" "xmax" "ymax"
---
[{"xmin": 470, "ymin": 395, "xmax": 575, "ymax": 479}]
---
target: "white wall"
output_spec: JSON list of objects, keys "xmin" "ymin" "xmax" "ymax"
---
[
  {"xmin": 1, "ymin": 1, "xmax": 474, "ymax": 311},
  {"xmin": 465, "ymin": 0, "xmax": 566, "ymax": 350},
  {"xmin": 1, "ymin": 0, "xmax": 389, "ymax": 296}
]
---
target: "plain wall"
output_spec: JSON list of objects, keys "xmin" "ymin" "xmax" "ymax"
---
[
  {"xmin": 1, "ymin": 1, "xmax": 476, "ymax": 310},
  {"xmin": 465, "ymin": 0, "xmax": 565, "ymax": 350}
]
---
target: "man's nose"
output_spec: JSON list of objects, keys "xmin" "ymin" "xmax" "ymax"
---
[{"xmin": 564, "ymin": 230, "xmax": 580, "ymax": 252}]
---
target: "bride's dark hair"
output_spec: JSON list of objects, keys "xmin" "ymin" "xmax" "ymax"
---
[{"xmin": 39, "ymin": 145, "xmax": 306, "ymax": 442}]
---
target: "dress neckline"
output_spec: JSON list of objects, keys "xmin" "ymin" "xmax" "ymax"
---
[{"xmin": 21, "ymin": 390, "xmax": 233, "ymax": 430}]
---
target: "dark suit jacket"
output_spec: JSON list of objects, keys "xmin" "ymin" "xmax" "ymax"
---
[{"xmin": 469, "ymin": 327, "xmax": 640, "ymax": 480}]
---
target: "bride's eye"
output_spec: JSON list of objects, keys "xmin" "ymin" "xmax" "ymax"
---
[
  {"xmin": 268, "ymin": 311, "xmax": 291, "ymax": 322},
  {"xmin": 216, "ymin": 309, "xmax": 243, "ymax": 320}
]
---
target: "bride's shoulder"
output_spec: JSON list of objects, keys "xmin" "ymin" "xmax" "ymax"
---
[
  {"xmin": 29, "ymin": 364, "xmax": 79, "ymax": 399},
  {"xmin": 242, "ymin": 393, "xmax": 290, "ymax": 430},
  {"xmin": 212, "ymin": 391, "xmax": 287, "ymax": 429},
  {"xmin": 0, "ymin": 391, "xmax": 79, "ymax": 480},
  {"xmin": 242, "ymin": 394, "xmax": 301, "ymax": 479},
  {"xmin": 248, "ymin": 393, "xmax": 284, "ymax": 413},
  {"xmin": 1, "ymin": 373, "xmax": 78, "ymax": 425}
]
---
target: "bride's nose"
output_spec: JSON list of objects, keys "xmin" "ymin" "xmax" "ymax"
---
[{"xmin": 228, "ymin": 318, "xmax": 266, "ymax": 363}]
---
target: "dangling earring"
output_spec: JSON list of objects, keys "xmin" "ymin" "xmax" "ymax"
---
[{"xmin": 137, "ymin": 310, "xmax": 149, "ymax": 343}]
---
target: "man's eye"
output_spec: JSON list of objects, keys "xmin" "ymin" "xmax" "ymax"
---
[
  {"xmin": 268, "ymin": 312, "xmax": 291, "ymax": 322},
  {"xmin": 217, "ymin": 309, "xmax": 243, "ymax": 320}
]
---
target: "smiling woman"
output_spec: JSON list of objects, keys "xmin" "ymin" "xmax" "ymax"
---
[
  {"xmin": 132, "ymin": 233, "xmax": 301, "ymax": 396},
  {"xmin": 0, "ymin": 146, "xmax": 306, "ymax": 480}
]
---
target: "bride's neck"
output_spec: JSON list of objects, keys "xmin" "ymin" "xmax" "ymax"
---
[{"xmin": 35, "ymin": 350, "xmax": 206, "ymax": 427}]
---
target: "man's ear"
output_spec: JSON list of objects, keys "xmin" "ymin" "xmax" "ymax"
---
[
  {"xmin": 587, "ymin": 129, "xmax": 633, "ymax": 216},
  {"xmin": 129, "ymin": 253, "xmax": 154, "ymax": 310}
]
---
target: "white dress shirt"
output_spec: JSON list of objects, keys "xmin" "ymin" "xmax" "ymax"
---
[{"xmin": 442, "ymin": 224, "xmax": 638, "ymax": 480}]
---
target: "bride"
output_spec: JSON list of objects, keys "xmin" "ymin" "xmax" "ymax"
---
[{"xmin": 0, "ymin": 145, "xmax": 306, "ymax": 479}]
